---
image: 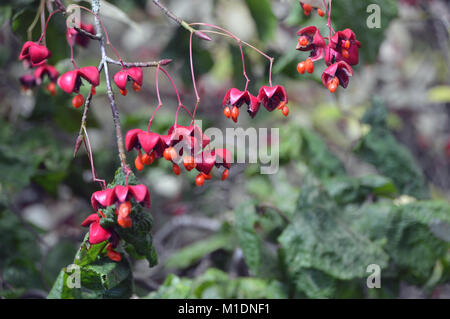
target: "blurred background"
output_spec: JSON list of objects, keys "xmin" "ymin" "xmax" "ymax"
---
[{"xmin": 0, "ymin": 0, "xmax": 449, "ymax": 299}]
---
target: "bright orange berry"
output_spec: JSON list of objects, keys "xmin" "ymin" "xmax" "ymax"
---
[
  {"xmin": 317, "ymin": 9, "xmax": 325, "ymax": 17},
  {"xmin": 195, "ymin": 174, "xmax": 205, "ymax": 187},
  {"xmin": 183, "ymin": 155, "xmax": 196, "ymax": 171},
  {"xmin": 224, "ymin": 106, "xmax": 231, "ymax": 118},
  {"xmin": 282, "ymin": 106, "xmax": 290, "ymax": 117},
  {"xmin": 305, "ymin": 58, "xmax": 314, "ymax": 74},
  {"xmin": 135, "ymin": 154, "xmax": 144, "ymax": 171},
  {"xmin": 46, "ymin": 82, "xmax": 56, "ymax": 96},
  {"xmin": 231, "ymin": 106, "xmax": 239, "ymax": 123},
  {"xmin": 297, "ymin": 61, "xmax": 306, "ymax": 74},
  {"xmin": 222, "ymin": 169, "xmax": 229, "ymax": 181},
  {"xmin": 72, "ymin": 94, "xmax": 84, "ymax": 108},
  {"xmin": 132, "ymin": 82, "xmax": 141, "ymax": 92},
  {"xmin": 172, "ymin": 163, "xmax": 181, "ymax": 175},
  {"xmin": 120, "ymin": 88, "xmax": 127, "ymax": 96},
  {"xmin": 163, "ymin": 147, "xmax": 177, "ymax": 161}
]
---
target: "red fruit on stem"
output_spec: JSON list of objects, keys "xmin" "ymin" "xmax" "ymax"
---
[
  {"xmin": 305, "ymin": 58, "xmax": 314, "ymax": 73},
  {"xmin": 118, "ymin": 201, "xmax": 132, "ymax": 217},
  {"xmin": 222, "ymin": 169, "xmax": 229, "ymax": 181},
  {"xmin": 344, "ymin": 40, "xmax": 351, "ymax": 49},
  {"xmin": 118, "ymin": 214, "xmax": 132, "ymax": 228},
  {"xmin": 298, "ymin": 36, "xmax": 309, "ymax": 47},
  {"xmin": 231, "ymin": 106, "xmax": 239, "ymax": 123},
  {"xmin": 163, "ymin": 147, "xmax": 177, "ymax": 161},
  {"xmin": 46, "ymin": 82, "xmax": 56, "ymax": 96},
  {"xmin": 107, "ymin": 250, "xmax": 122, "ymax": 261},
  {"xmin": 297, "ymin": 61, "xmax": 306, "ymax": 74},
  {"xmin": 142, "ymin": 152, "xmax": 155, "ymax": 165},
  {"xmin": 183, "ymin": 155, "xmax": 196, "ymax": 171},
  {"xmin": 120, "ymin": 89, "xmax": 127, "ymax": 96},
  {"xmin": 223, "ymin": 106, "xmax": 231, "ymax": 118},
  {"xmin": 132, "ymin": 82, "xmax": 141, "ymax": 92},
  {"xmin": 135, "ymin": 154, "xmax": 144, "ymax": 171},
  {"xmin": 303, "ymin": 3, "xmax": 312, "ymax": 12},
  {"xmin": 282, "ymin": 106, "xmax": 290, "ymax": 117},
  {"xmin": 72, "ymin": 94, "xmax": 84, "ymax": 108},
  {"xmin": 195, "ymin": 174, "xmax": 205, "ymax": 187},
  {"xmin": 318, "ymin": 9, "xmax": 325, "ymax": 17},
  {"xmin": 172, "ymin": 163, "xmax": 181, "ymax": 175}
]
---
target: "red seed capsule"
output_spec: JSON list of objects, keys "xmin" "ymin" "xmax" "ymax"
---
[
  {"xmin": 72, "ymin": 94, "xmax": 84, "ymax": 108},
  {"xmin": 305, "ymin": 58, "xmax": 314, "ymax": 74},
  {"xmin": 297, "ymin": 61, "xmax": 306, "ymax": 74}
]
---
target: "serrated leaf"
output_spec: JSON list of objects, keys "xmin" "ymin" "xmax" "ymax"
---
[
  {"xmin": 324, "ymin": 174, "xmax": 397, "ymax": 205},
  {"xmin": 279, "ymin": 181, "xmax": 389, "ymax": 283},
  {"xmin": 234, "ymin": 201, "xmax": 261, "ymax": 275},
  {"xmin": 355, "ymin": 102, "xmax": 429, "ymax": 199}
]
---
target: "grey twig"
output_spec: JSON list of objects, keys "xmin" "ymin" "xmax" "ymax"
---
[
  {"xmin": 74, "ymin": 26, "xmax": 101, "ymax": 40},
  {"xmin": 92, "ymin": 0, "xmax": 129, "ymax": 171},
  {"xmin": 105, "ymin": 56, "xmax": 172, "ymax": 68},
  {"xmin": 151, "ymin": 0, "xmax": 211, "ymax": 41}
]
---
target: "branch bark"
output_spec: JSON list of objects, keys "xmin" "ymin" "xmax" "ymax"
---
[{"xmin": 92, "ymin": 0, "xmax": 128, "ymax": 171}]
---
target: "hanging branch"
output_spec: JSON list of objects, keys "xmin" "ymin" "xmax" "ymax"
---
[{"xmin": 151, "ymin": 0, "xmax": 211, "ymax": 41}]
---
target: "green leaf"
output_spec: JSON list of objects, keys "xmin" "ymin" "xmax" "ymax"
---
[
  {"xmin": 48, "ymin": 234, "xmax": 134, "ymax": 299},
  {"xmin": 234, "ymin": 201, "xmax": 261, "ymax": 275},
  {"xmin": 245, "ymin": 0, "xmax": 276, "ymax": 42},
  {"xmin": 279, "ymin": 181, "xmax": 389, "ymax": 284},
  {"xmin": 355, "ymin": 102, "xmax": 429, "ymax": 199},
  {"xmin": 324, "ymin": 174, "xmax": 397, "ymax": 205},
  {"xmin": 147, "ymin": 268, "xmax": 287, "ymax": 299},
  {"xmin": 165, "ymin": 231, "xmax": 232, "ymax": 269}
]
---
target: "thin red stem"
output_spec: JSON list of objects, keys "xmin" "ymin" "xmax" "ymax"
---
[
  {"xmin": 192, "ymin": 25, "xmax": 274, "ymax": 86},
  {"xmin": 37, "ymin": 9, "xmax": 61, "ymax": 44},
  {"xmin": 82, "ymin": 126, "xmax": 106, "ymax": 190}
]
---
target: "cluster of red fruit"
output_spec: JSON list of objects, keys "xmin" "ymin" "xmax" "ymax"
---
[
  {"xmin": 296, "ymin": 1, "xmax": 361, "ymax": 93},
  {"xmin": 222, "ymin": 85, "xmax": 289, "ymax": 121},
  {"xmin": 18, "ymin": 21, "xmax": 146, "ymax": 109},
  {"xmin": 126, "ymin": 124, "xmax": 231, "ymax": 187},
  {"xmin": 18, "ymin": 23, "xmax": 97, "ymax": 97},
  {"xmin": 82, "ymin": 184, "xmax": 150, "ymax": 261}
]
